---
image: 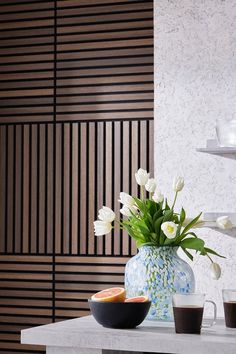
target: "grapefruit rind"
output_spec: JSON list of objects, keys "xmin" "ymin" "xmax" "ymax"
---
[
  {"xmin": 124, "ymin": 295, "xmax": 149, "ymax": 303},
  {"xmin": 91, "ymin": 287, "xmax": 126, "ymax": 302}
]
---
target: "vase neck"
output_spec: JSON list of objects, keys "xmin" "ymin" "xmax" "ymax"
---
[{"xmin": 138, "ymin": 246, "xmax": 178, "ymax": 257}]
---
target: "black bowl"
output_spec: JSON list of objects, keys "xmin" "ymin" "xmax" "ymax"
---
[{"xmin": 88, "ymin": 300, "xmax": 151, "ymax": 329}]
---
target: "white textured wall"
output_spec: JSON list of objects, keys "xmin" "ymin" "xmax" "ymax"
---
[{"xmin": 154, "ymin": 0, "xmax": 236, "ymax": 316}]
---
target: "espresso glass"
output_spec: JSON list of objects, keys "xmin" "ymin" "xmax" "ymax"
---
[
  {"xmin": 223, "ymin": 289, "xmax": 236, "ymax": 328},
  {"xmin": 172, "ymin": 293, "xmax": 217, "ymax": 334}
]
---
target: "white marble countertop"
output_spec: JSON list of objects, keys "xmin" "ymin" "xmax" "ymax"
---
[{"xmin": 21, "ymin": 315, "xmax": 236, "ymax": 354}]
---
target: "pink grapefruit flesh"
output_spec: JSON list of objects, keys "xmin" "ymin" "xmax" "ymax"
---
[
  {"xmin": 125, "ymin": 296, "xmax": 149, "ymax": 303},
  {"xmin": 91, "ymin": 287, "xmax": 126, "ymax": 302}
]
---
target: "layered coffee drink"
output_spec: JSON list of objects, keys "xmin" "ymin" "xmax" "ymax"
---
[
  {"xmin": 223, "ymin": 301, "xmax": 236, "ymax": 328},
  {"xmin": 173, "ymin": 305, "xmax": 204, "ymax": 334}
]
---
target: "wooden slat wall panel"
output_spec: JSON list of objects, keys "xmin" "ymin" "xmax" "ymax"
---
[
  {"xmin": 56, "ymin": 0, "xmax": 153, "ymax": 122},
  {"xmin": 0, "ymin": 119, "xmax": 153, "ymax": 256},
  {"xmin": 0, "ymin": 0, "xmax": 54, "ymax": 123},
  {"xmin": 0, "ymin": 255, "xmax": 52, "ymax": 354},
  {"xmin": 0, "ymin": 1, "xmax": 154, "ymax": 353},
  {"xmin": 54, "ymin": 256, "xmax": 129, "ymax": 321}
]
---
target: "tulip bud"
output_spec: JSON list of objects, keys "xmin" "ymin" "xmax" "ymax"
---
[
  {"xmin": 120, "ymin": 205, "xmax": 137, "ymax": 217},
  {"xmin": 94, "ymin": 221, "xmax": 112, "ymax": 236},
  {"xmin": 118, "ymin": 192, "xmax": 135, "ymax": 208},
  {"xmin": 173, "ymin": 176, "xmax": 184, "ymax": 192},
  {"xmin": 135, "ymin": 168, "xmax": 150, "ymax": 186},
  {"xmin": 216, "ymin": 216, "xmax": 233, "ymax": 230},
  {"xmin": 210, "ymin": 262, "xmax": 221, "ymax": 280},
  {"xmin": 145, "ymin": 178, "xmax": 157, "ymax": 193},
  {"xmin": 152, "ymin": 191, "xmax": 164, "ymax": 203},
  {"xmin": 98, "ymin": 206, "xmax": 115, "ymax": 223}
]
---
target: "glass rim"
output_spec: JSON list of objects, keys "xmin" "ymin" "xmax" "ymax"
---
[
  {"xmin": 172, "ymin": 293, "xmax": 206, "ymax": 297},
  {"xmin": 222, "ymin": 289, "xmax": 236, "ymax": 293}
]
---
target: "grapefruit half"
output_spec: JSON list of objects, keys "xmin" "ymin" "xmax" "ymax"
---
[
  {"xmin": 125, "ymin": 296, "xmax": 149, "ymax": 303},
  {"xmin": 91, "ymin": 287, "xmax": 126, "ymax": 302}
]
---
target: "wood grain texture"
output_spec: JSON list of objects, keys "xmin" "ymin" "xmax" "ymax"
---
[{"xmin": 0, "ymin": 1, "xmax": 154, "ymax": 353}]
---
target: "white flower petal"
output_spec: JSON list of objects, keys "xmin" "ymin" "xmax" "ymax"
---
[
  {"xmin": 152, "ymin": 191, "xmax": 164, "ymax": 203},
  {"xmin": 210, "ymin": 262, "xmax": 221, "ymax": 280},
  {"xmin": 145, "ymin": 178, "xmax": 157, "ymax": 193},
  {"xmin": 98, "ymin": 206, "xmax": 115, "ymax": 222},
  {"xmin": 161, "ymin": 221, "xmax": 177, "ymax": 239},
  {"xmin": 120, "ymin": 205, "xmax": 137, "ymax": 217},
  {"xmin": 173, "ymin": 176, "xmax": 184, "ymax": 192},
  {"xmin": 94, "ymin": 220, "xmax": 112, "ymax": 236},
  {"xmin": 216, "ymin": 216, "xmax": 233, "ymax": 230},
  {"xmin": 118, "ymin": 192, "xmax": 135, "ymax": 207},
  {"xmin": 135, "ymin": 168, "xmax": 150, "ymax": 186}
]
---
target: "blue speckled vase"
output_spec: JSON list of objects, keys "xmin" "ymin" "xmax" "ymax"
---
[{"xmin": 125, "ymin": 246, "xmax": 195, "ymax": 321}]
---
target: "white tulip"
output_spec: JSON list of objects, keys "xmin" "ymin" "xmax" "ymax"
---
[
  {"xmin": 161, "ymin": 221, "xmax": 177, "ymax": 239},
  {"xmin": 94, "ymin": 220, "xmax": 112, "ymax": 236},
  {"xmin": 145, "ymin": 178, "xmax": 157, "ymax": 193},
  {"xmin": 118, "ymin": 192, "xmax": 135, "ymax": 207},
  {"xmin": 135, "ymin": 168, "xmax": 150, "ymax": 186},
  {"xmin": 120, "ymin": 205, "xmax": 137, "ymax": 217},
  {"xmin": 216, "ymin": 216, "xmax": 233, "ymax": 230},
  {"xmin": 173, "ymin": 176, "xmax": 184, "ymax": 192},
  {"xmin": 152, "ymin": 191, "xmax": 164, "ymax": 203},
  {"xmin": 210, "ymin": 262, "xmax": 221, "ymax": 280},
  {"xmin": 98, "ymin": 206, "xmax": 115, "ymax": 223}
]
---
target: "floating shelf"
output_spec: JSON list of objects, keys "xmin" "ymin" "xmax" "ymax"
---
[
  {"xmin": 203, "ymin": 212, "xmax": 236, "ymax": 236},
  {"xmin": 197, "ymin": 139, "xmax": 236, "ymax": 154}
]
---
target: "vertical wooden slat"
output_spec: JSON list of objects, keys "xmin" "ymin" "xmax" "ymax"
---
[
  {"xmin": 7, "ymin": 126, "xmax": 14, "ymax": 253},
  {"xmin": 79, "ymin": 123, "xmax": 87, "ymax": 255},
  {"xmin": 88, "ymin": 123, "xmax": 95, "ymax": 255},
  {"xmin": 113, "ymin": 122, "xmax": 121, "ymax": 255},
  {"xmin": 105, "ymin": 122, "xmax": 112, "ymax": 255},
  {"xmin": 140, "ymin": 120, "xmax": 148, "ymax": 169},
  {"xmin": 131, "ymin": 121, "xmax": 139, "ymax": 255},
  {"xmin": 71, "ymin": 123, "xmax": 78, "ymax": 254},
  {"xmin": 96, "ymin": 122, "xmax": 104, "ymax": 255},
  {"xmin": 14, "ymin": 125, "xmax": 22, "ymax": 253},
  {"xmin": 63, "ymin": 123, "xmax": 70, "ymax": 254},
  {"xmin": 30, "ymin": 124, "xmax": 37, "ymax": 253},
  {"xmin": 0, "ymin": 126, "xmax": 6, "ymax": 252},
  {"xmin": 39, "ymin": 124, "xmax": 46, "ymax": 253},
  {"xmin": 122, "ymin": 121, "xmax": 130, "ymax": 256},
  {"xmin": 22, "ymin": 125, "xmax": 29, "ymax": 254},
  {"xmin": 47, "ymin": 124, "xmax": 53, "ymax": 254},
  {"xmin": 55, "ymin": 124, "xmax": 62, "ymax": 254}
]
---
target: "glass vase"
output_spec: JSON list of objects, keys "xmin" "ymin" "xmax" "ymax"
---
[{"xmin": 125, "ymin": 246, "xmax": 195, "ymax": 321}]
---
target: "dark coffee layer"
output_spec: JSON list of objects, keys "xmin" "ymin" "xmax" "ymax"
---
[
  {"xmin": 224, "ymin": 301, "xmax": 236, "ymax": 328},
  {"xmin": 173, "ymin": 306, "xmax": 204, "ymax": 334}
]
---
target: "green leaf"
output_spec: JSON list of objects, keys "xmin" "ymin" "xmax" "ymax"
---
[
  {"xmin": 146, "ymin": 200, "xmax": 157, "ymax": 217},
  {"xmin": 180, "ymin": 237, "xmax": 205, "ymax": 252},
  {"xmin": 164, "ymin": 198, "xmax": 170, "ymax": 210},
  {"xmin": 163, "ymin": 209, "xmax": 173, "ymax": 222},
  {"xmin": 154, "ymin": 216, "xmax": 164, "ymax": 246},
  {"xmin": 182, "ymin": 213, "xmax": 202, "ymax": 235},
  {"xmin": 153, "ymin": 208, "xmax": 163, "ymax": 224},
  {"xmin": 136, "ymin": 241, "xmax": 156, "ymax": 248},
  {"xmin": 180, "ymin": 208, "xmax": 186, "ymax": 224},
  {"xmin": 133, "ymin": 197, "xmax": 146, "ymax": 214},
  {"xmin": 201, "ymin": 247, "xmax": 226, "ymax": 259},
  {"xmin": 181, "ymin": 247, "xmax": 193, "ymax": 261}
]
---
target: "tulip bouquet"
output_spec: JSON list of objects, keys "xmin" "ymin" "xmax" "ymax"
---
[{"xmin": 94, "ymin": 169, "xmax": 233, "ymax": 279}]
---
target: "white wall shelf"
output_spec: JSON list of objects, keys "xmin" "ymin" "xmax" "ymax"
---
[
  {"xmin": 197, "ymin": 139, "xmax": 236, "ymax": 154},
  {"xmin": 203, "ymin": 212, "xmax": 236, "ymax": 236}
]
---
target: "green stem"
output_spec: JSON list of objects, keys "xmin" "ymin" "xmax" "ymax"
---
[
  {"xmin": 141, "ymin": 185, "xmax": 144, "ymax": 200},
  {"xmin": 207, "ymin": 253, "xmax": 214, "ymax": 263},
  {"xmin": 149, "ymin": 192, "xmax": 153, "ymax": 200},
  {"xmin": 171, "ymin": 191, "xmax": 178, "ymax": 209}
]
